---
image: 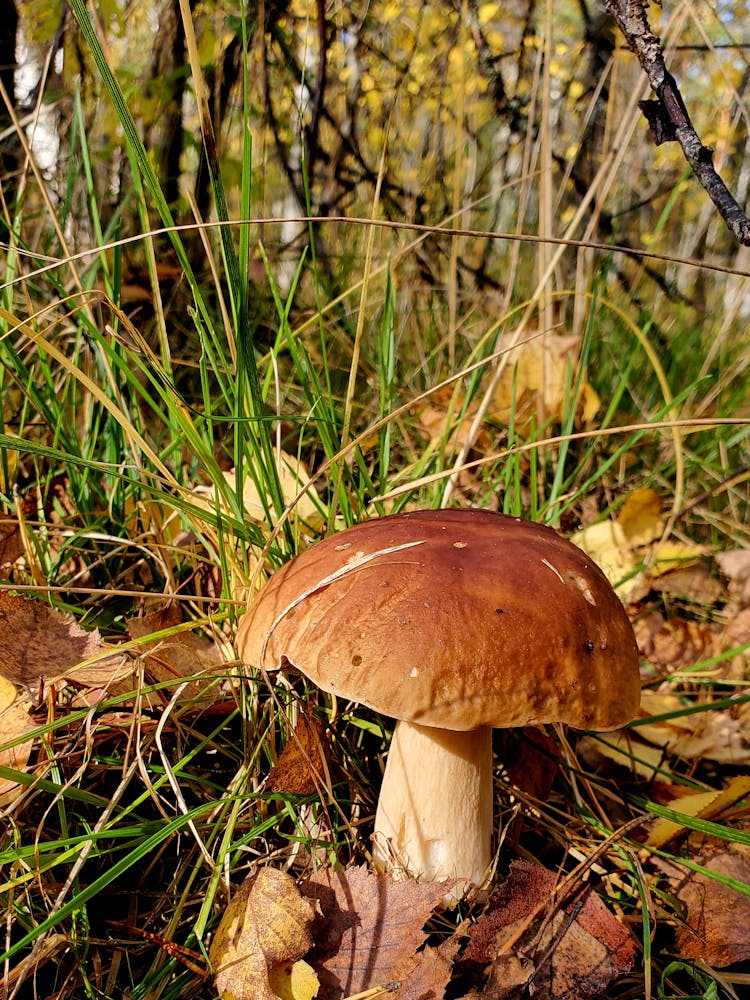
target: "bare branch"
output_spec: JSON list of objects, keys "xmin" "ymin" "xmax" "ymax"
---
[{"xmin": 602, "ymin": 0, "xmax": 750, "ymax": 245}]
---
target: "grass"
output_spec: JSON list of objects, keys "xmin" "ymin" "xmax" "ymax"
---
[{"xmin": 2, "ymin": 1, "xmax": 750, "ymax": 998}]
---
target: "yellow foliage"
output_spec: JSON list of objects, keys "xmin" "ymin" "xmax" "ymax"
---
[
  {"xmin": 484, "ymin": 29, "xmax": 505, "ymax": 50},
  {"xmin": 617, "ymin": 487, "xmax": 663, "ymax": 548},
  {"xmin": 568, "ymin": 80, "xmax": 584, "ymax": 101},
  {"xmin": 488, "ymin": 332, "xmax": 601, "ymax": 427},
  {"xmin": 382, "ymin": 1, "xmax": 401, "ymax": 24},
  {"xmin": 210, "ymin": 868, "xmax": 317, "ymax": 1000},
  {"xmin": 190, "ymin": 453, "xmax": 324, "ymax": 533},
  {"xmin": 478, "ymin": 3, "xmax": 501, "ymax": 27},
  {"xmin": 268, "ymin": 960, "xmax": 320, "ymax": 1000},
  {"xmin": 649, "ymin": 540, "xmax": 709, "ymax": 574},
  {"xmin": 571, "ymin": 520, "xmax": 636, "ymax": 595},
  {"xmin": 646, "ymin": 777, "xmax": 750, "ymax": 849}
]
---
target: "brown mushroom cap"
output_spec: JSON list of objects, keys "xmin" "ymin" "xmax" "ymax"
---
[{"xmin": 237, "ymin": 509, "xmax": 641, "ymax": 731}]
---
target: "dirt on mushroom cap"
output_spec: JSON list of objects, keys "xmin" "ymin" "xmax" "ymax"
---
[{"xmin": 237, "ymin": 509, "xmax": 641, "ymax": 732}]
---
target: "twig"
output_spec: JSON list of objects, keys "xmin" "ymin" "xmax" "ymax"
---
[
  {"xmin": 602, "ymin": 0, "xmax": 750, "ymax": 245},
  {"xmin": 342, "ymin": 985, "xmax": 402, "ymax": 1000}
]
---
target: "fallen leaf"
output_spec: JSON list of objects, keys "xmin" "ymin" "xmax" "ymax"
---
[
  {"xmin": 0, "ymin": 514, "xmax": 24, "ymax": 567},
  {"xmin": 0, "ymin": 675, "xmax": 36, "ymax": 807},
  {"xmin": 675, "ymin": 850, "xmax": 750, "ymax": 967},
  {"xmin": 649, "ymin": 558, "xmax": 722, "ymax": 606},
  {"xmin": 268, "ymin": 959, "xmax": 320, "ymax": 1000},
  {"xmin": 267, "ymin": 708, "xmax": 331, "ymax": 797},
  {"xmin": 578, "ymin": 729, "xmax": 672, "ymax": 780},
  {"xmin": 716, "ymin": 548, "xmax": 750, "ymax": 607},
  {"xmin": 633, "ymin": 612, "xmax": 719, "ymax": 675},
  {"xmin": 489, "ymin": 332, "xmax": 600, "ymax": 427},
  {"xmin": 617, "ymin": 487, "xmax": 663, "ymax": 547},
  {"xmin": 395, "ymin": 936, "xmax": 461, "ymax": 1000},
  {"xmin": 192, "ymin": 455, "xmax": 325, "ymax": 531},
  {"xmin": 637, "ymin": 690, "xmax": 750, "ymax": 765},
  {"xmin": 414, "ymin": 333, "xmax": 599, "ymax": 459},
  {"xmin": 500, "ymin": 726, "xmax": 560, "ymax": 802},
  {"xmin": 646, "ymin": 776, "xmax": 750, "ymax": 849},
  {"xmin": 463, "ymin": 860, "xmax": 636, "ymax": 999},
  {"xmin": 210, "ymin": 867, "xmax": 318, "ymax": 1000},
  {"xmin": 414, "ymin": 385, "xmax": 492, "ymax": 455},
  {"xmin": 0, "ymin": 592, "xmax": 127, "ymax": 691},
  {"xmin": 571, "ymin": 520, "xmax": 637, "ymax": 597},
  {"xmin": 126, "ymin": 603, "xmax": 225, "ymax": 705},
  {"xmin": 301, "ymin": 865, "xmax": 457, "ymax": 1000},
  {"xmin": 718, "ymin": 607, "xmax": 750, "ymax": 673}
]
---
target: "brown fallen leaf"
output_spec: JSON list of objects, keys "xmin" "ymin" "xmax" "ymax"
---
[
  {"xmin": 0, "ymin": 514, "xmax": 24, "ymax": 567},
  {"xmin": 395, "ymin": 936, "xmax": 462, "ymax": 1000},
  {"xmin": 267, "ymin": 708, "xmax": 331, "ymax": 797},
  {"xmin": 636, "ymin": 690, "xmax": 750, "ymax": 765},
  {"xmin": 0, "ymin": 675, "xmax": 36, "ymax": 807},
  {"xmin": 463, "ymin": 860, "xmax": 636, "ymax": 999},
  {"xmin": 126, "ymin": 602, "xmax": 225, "ymax": 705},
  {"xmin": 716, "ymin": 548, "xmax": 750, "ymax": 608},
  {"xmin": 0, "ymin": 591, "xmax": 127, "ymax": 691},
  {"xmin": 301, "ymin": 865, "xmax": 458, "ymax": 1000},
  {"xmin": 500, "ymin": 726, "xmax": 560, "ymax": 802},
  {"xmin": 633, "ymin": 612, "xmax": 719, "ymax": 675},
  {"xmin": 210, "ymin": 867, "xmax": 318, "ymax": 1000},
  {"xmin": 649, "ymin": 558, "xmax": 723, "ymax": 606},
  {"xmin": 414, "ymin": 384, "xmax": 493, "ymax": 456},
  {"xmin": 675, "ymin": 850, "xmax": 750, "ymax": 967},
  {"xmin": 717, "ymin": 606, "xmax": 750, "ymax": 680}
]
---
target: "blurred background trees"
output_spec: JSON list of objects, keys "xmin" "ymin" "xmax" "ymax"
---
[
  {"xmin": 7, "ymin": 0, "xmax": 750, "ymax": 302},
  {"xmin": 3, "ymin": 0, "xmax": 749, "ymax": 504}
]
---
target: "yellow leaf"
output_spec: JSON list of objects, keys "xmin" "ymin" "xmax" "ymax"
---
[
  {"xmin": 582, "ymin": 730, "xmax": 670, "ymax": 780},
  {"xmin": 0, "ymin": 676, "xmax": 35, "ymax": 807},
  {"xmin": 649, "ymin": 540, "xmax": 708, "ymax": 576},
  {"xmin": 571, "ymin": 519, "xmax": 636, "ymax": 596},
  {"xmin": 268, "ymin": 960, "xmax": 319, "ymax": 1000},
  {"xmin": 647, "ymin": 789, "xmax": 720, "ymax": 848},
  {"xmin": 478, "ymin": 2, "xmax": 500, "ymax": 25},
  {"xmin": 617, "ymin": 487, "xmax": 663, "ymax": 547},
  {"xmin": 381, "ymin": 1, "xmax": 400, "ymax": 23},
  {"xmin": 568, "ymin": 80, "xmax": 584, "ymax": 102},
  {"xmin": 192, "ymin": 454, "xmax": 325, "ymax": 532},
  {"xmin": 646, "ymin": 776, "xmax": 750, "ymax": 848},
  {"xmin": 488, "ymin": 332, "xmax": 599, "ymax": 427},
  {"xmin": 580, "ymin": 381, "xmax": 601, "ymax": 423},
  {"xmin": 210, "ymin": 868, "xmax": 317, "ymax": 1000}
]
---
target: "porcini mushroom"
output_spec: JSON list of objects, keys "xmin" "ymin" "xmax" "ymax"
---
[{"xmin": 236, "ymin": 509, "xmax": 640, "ymax": 894}]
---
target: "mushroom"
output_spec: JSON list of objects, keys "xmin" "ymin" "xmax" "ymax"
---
[{"xmin": 236, "ymin": 509, "xmax": 640, "ymax": 895}]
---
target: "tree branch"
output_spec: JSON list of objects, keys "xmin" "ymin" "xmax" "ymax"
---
[{"xmin": 602, "ymin": 0, "xmax": 750, "ymax": 245}]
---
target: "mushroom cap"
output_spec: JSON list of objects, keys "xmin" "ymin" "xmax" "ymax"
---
[{"xmin": 237, "ymin": 509, "xmax": 641, "ymax": 731}]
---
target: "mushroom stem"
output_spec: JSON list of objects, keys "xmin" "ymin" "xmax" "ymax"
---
[{"xmin": 372, "ymin": 721, "xmax": 493, "ymax": 893}]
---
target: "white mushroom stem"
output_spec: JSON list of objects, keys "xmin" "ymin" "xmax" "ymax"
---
[{"xmin": 372, "ymin": 721, "xmax": 493, "ymax": 895}]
